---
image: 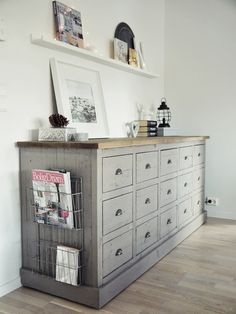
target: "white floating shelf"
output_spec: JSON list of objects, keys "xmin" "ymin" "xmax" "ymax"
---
[{"xmin": 31, "ymin": 35, "xmax": 159, "ymax": 79}]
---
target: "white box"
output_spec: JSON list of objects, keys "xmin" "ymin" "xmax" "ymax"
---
[
  {"xmin": 157, "ymin": 128, "xmax": 179, "ymax": 136},
  {"xmin": 73, "ymin": 132, "xmax": 88, "ymax": 141},
  {"xmin": 38, "ymin": 127, "xmax": 76, "ymax": 141}
]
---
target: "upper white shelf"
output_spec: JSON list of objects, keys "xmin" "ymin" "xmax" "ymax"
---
[{"xmin": 31, "ymin": 35, "xmax": 159, "ymax": 79}]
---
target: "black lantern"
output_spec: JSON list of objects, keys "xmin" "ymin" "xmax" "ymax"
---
[{"xmin": 157, "ymin": 97, "xmax": 171, "ymax": 127}]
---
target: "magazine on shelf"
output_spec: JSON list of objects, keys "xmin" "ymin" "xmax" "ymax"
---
[
  {"xmin": 56, "ymin": 245, "xmax": 80, "ymax": 286},
  {"xmin": 53, "ymin": 1, "xmax": 84, "ymax": 48},
  {"xmin": 32, "ymin": 169, "xmax": 74, "ymax": 228}
]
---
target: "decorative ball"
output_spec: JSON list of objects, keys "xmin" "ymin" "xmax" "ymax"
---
[{"xmin": 49, "ymin": 114, "xmax": 69, "ymax": 128}]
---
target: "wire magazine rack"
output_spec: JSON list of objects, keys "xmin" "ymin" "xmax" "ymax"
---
[{"xmin": 27, "ymin": 177, "xmax": 84, "ymax": 286}]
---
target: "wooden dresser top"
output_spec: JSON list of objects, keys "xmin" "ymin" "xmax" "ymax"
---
[{"xmin": 17, "ymin": 136, "xmax": 209, "ymax": 150}]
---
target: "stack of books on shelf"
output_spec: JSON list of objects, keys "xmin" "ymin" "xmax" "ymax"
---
[{"xmin": 136, "ymin": 120, "xmax": 158, "ymax": 137}]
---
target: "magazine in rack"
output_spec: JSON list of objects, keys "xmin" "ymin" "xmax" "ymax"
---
[
  {"xmin": 32, "ymin": 169, "xmax": 74, "ymax": 228},
  {"xmin": 56, "ymin": 245, "xmax": 80, "ymax": 286}
]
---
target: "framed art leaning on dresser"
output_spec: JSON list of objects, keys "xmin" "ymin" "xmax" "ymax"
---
[{"xmin": 50, "ymin": 58, "xmax": 109, "ymax": 139}]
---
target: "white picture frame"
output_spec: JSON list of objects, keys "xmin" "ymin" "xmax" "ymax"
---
[
  {"xmin": 114, "ymin": 38, "xmax": 128, "ymax": 63},
  {"xmin": 50, "ymin": 58, "xmax": 109, "ymax": 138}
]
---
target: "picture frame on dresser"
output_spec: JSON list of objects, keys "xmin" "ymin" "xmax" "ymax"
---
[{"xmin": 50, "ymin": 58, "xmax": 109, "ymax": 138}]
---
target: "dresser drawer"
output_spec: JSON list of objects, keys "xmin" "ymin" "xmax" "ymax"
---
[
  {"xmin": 193, "ymin": 145, "xmax": 205, "ymax": 166},
  {"xmin": 136, "ymin": 217, "xmax": 158, "ymax": 255},
  {"xmin": 136, "ymin": 151, "xmax": 158, "ymax": 183},
  {"xmin": 179, "ymin": 146, "xmax": 193, "ymax": 170},
  {"xmin": 160, "ymin": 149, "xmax": 178, "ymax": 176},
  {"xmin": 160, "ymin": 177, "xmax": 177, "ymax": 207},
  {"xmin": 103, "ymin": 155, "xmax": 133, "ymax": 192},
  {"xmin": 179, "ymin": 172, "xmax": 193, "ymax": 198},
  {"xmin": 103, "ymin": 230, "xmax": 133, "ymax": 277},
  {"xmin": 178, "ymin": 198, "xmax": 193, "ymax": 227},
  {"xmin": 193, "ymin": 168, "xmax": 204, "ymax": 190},
  {"xmin": 192, "ymin": 191, "xmax": 204, "ymax": 215},
  {"xmin": 136, "ymin": 185, "xmax": 158, "ymax": 219},
  {"xmin": 160, "ymin": 206, "xmax": 177, "ymax": 238},
  {"xmin": 103, "ymin": 193, "xmax": 133, "ymax": 235}
]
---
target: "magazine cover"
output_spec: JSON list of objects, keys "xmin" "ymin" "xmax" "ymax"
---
[
  {"xmin": 32, "ymin": 169, "xmax": 74, "ymax": 228},
  {"xmin": 56, "ymin": 245, "xmax": 80, "ymax": 286},
  {"xmin": 53, "ymin": 1, "xmax": 84, "ymax": 48}
]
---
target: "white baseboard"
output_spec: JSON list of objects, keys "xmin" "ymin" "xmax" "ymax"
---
[
  {"xmin": 207, "ymin": 207, "xmax": 236, "ymax": 220},
  {"xmin": 0, "ymin": 277, "xmax": 21, "ymax": 297}
]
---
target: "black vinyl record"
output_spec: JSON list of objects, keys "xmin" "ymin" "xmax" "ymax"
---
[{"xmin": 114, "ymin": 22, "xmax": 135, "ymax": 49}]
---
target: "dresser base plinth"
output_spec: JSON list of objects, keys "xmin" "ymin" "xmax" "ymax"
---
[{"xmin": 21, "ymin": 211, "xmax": 207, "ymax": 309}]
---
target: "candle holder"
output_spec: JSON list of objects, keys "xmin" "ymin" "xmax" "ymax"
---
[{"xmin": 157, "ymin": 97, "xmax": 171, "ymax": 127}]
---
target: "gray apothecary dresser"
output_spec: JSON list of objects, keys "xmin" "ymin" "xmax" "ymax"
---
[{"xmin": 17, "ymin": 136, "xmax": 209, "ymax": 308}]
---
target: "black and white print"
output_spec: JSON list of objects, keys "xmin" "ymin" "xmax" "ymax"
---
[{"xmin": 67, "ymin": 80, "xmax": 97, "ymax": 123}]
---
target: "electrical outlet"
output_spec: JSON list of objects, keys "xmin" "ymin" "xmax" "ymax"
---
[
  {"xmin": 0, "ymin": 18, "xmax": 6, "ymax": 41},
  {"xmin": 205, "ymin": 197, "xmax": 219, "ymax": 206}
]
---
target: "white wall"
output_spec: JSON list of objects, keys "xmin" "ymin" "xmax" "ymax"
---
[
  {"xmin": 0, "ymin": 0, "xmax": 165, "ymax": 296},
  {"xmin": 165, "ymin": 0, "xmax": 236, "ymax": 220}
]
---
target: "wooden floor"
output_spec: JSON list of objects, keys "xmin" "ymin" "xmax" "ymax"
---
[{"xmin": 1, "ymin": 217, "xmax": 236, "ymax": 314}]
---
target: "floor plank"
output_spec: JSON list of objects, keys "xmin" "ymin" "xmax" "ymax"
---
[{"xmin": 1, "ymin": 218, "xmax": 236, "ymax": 314}]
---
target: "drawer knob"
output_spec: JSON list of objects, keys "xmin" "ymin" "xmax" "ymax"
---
[
  {"xmin": 167, "ymin": 218, "xmax": 172, "ymax": 225},
  {"xmin": 184, "ymin": 208, "xmax": 187, "ymax": 214},
  {"xmin": 184, "ymin": 182, "xmax": 188, "ymax": 187},
  {"xmin": 167, "ymin": 159, "xmax": 172, "ymax": 164},
  {"xmin": 167, "ymin": 189, "xmax": 172, "ymax": 195},
  {"xmin": 198, "ymin": 176, "xmax": 201, "ymax": 181},
  {"xmin": 145, "ymin": 198, "xmax": 151, "ymax": 204},
  {"xmin": 145, "ymin": 163, "xmax": 151, "ymax": 169},
  {"xmin": 184, "ymin": 156, "xmax": 188, "ymax": 160},
  {"xmin": 115, "ymin": 209, "xmax": 123, "ymax": 216},
  {"xmin": 198, "ymin": 153, "xmax": 201, "ymax": 157},
  {"xmin": 197, "ymin": 200, "xmax": 201, "ymax": 205},
  {"xmin": 115, "ymin": 168, "xmax": 123, "ymax": 176},
  {"xmin": 145, "ymin": 231, "xmax": 151, "ymax": 239},
  {"xmin": 115, "ymin": 248, "xmax": 123, "ymax": 256}
]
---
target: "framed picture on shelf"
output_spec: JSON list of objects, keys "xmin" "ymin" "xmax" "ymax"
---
[
  {"xmin": 114, "ymin": 38, "xmax": 128, "ymax": 63},
  {"xmin": 128, "ymin": 48, "xmax": 138, "ymax": 67},
  {"xmin": 50, "ymin": 58, "xmax": 109, "ymax": 138},
  {"xmin": 53, "ymin": 1, "xmax": 84, "ymax": 48}
]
